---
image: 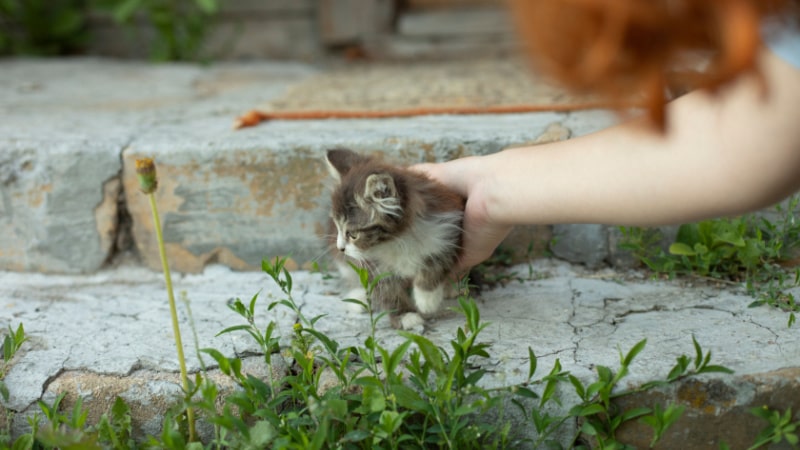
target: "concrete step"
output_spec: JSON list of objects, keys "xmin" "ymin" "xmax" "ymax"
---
[
  {"xmin": 0, "ymin": 57, "xmax": 619, "ymax": 275},
  {"xmin": 0, "ymin": 260, "xmax": 797, "ymax": 447}
]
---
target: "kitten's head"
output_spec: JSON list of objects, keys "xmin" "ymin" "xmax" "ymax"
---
[{"xmin": 326, "ymin": 148, "xmax": 409, "ymax": 259}]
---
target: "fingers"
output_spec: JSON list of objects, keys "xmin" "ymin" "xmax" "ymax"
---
[
  {"xmin": 409, "ymin": 158, "xmax": 475, "ymax": 197},
  {"xmin": 411, "ymin": 157, "xmax": 512, "ymax": 273},
  {"xmin": 456, "ymin": 214, "xmax": 512, "ymax": 273}
]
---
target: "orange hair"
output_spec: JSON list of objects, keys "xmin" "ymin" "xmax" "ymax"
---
[{"xmin": 508, "ymin": 0, "xmax": 798, "ymax": 130}]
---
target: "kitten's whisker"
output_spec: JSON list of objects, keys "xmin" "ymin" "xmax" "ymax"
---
[{"xmin": 309, "ymin": 246, "xmax": 334, "ymax": 265}]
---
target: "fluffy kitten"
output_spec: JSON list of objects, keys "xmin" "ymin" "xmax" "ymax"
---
[{"xmin": 325, "ymin": 148, "xmax": 465, "ymax": 330}]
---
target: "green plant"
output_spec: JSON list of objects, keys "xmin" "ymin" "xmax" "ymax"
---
[
  {"xmin": 0, "ymin": 0, "xmax": 88, "ymax": 56},
  {"xmin": 516, "ymin": 336, "xmax": 732, "ymax": 449},
  {"xmin": 748, "ymin": 268, "xmax": 800, "ymax": 328},
  {"xmin": 619, "ymin": 195, "xmax": 800, "ymax": 326},
  {"xmin": 1, "ymin": 262, "xmax": 783, "ymax": 449},
  {"xmin": 0, "ymin": 323, "xmax": 27, "ymax": 402},
  {"xmin": 748, "ymin": 406, "xmax": 799, "ymax": 449},
  {"xmin": 202, "ymin": 257, "xmax": 514, "ymax": 449},
  {"xmin": 618, "ymin": 226, "xmax": 672, "ymax": 274},
  {"xmin": 135, "ymin": 157, "xmax": 196, "ymax": 441},
  {"xmin": 94, "ymin": 0, "xmax": 218, "ymax": 61}
]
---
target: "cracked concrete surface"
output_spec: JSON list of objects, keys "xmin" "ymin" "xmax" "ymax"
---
[{"xmin": 1, "ymin": 259, "xmax": 798, "ymax": 446}]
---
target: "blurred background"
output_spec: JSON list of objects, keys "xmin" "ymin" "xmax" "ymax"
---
[{"xmin": 0, "ymin": 0, "xmax": 521, "ymax": 62}]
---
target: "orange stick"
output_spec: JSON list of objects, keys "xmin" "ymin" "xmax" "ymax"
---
[{"xmin": 232, "ymin": 101, "xmax": 633, "ymax": 130}]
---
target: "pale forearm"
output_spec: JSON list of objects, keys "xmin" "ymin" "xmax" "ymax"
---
[
  {"xmin": 416, "ymin": 48, "xmax": 800, "ymax": 270},
  {"xmin": 478, "ymin": 49, "xmax": 800, "ymax": 227}
]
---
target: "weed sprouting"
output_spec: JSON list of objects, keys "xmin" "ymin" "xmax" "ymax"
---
[
  {"xmin": 619, "ymin": 195, "xmax": 800, "ymax": 326},
  {"xmin": 0, "ymin": 257, "xmax": 790, "ymax": 449},
  {"xmin": 747, "ymin": 406, "xmax": 799, "ymax": 449}
]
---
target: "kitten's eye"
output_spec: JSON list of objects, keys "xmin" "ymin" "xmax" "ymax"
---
[{"xmin": 346, "ymin": 231, "xmax": 357, "ymax": 240}]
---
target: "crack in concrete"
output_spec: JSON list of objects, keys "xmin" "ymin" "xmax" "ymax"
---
[
  {"xmin": 745, "ymin": 318, "xmax": 783, "ymax": 355},
  {"xmin": 101, "ymin": 139, "xmax": 136, "ymax": 269},
  {"xmin": 567, "ymin": 280, "xmax": 581, "ymax": 365}
]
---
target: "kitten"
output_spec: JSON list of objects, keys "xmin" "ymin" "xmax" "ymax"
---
[{"xmin": 325, "ymin": 148, "xmax": 465, "ymax": 330}]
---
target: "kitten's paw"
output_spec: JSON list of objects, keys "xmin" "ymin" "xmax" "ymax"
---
[
  {"xmin": 396, "ymin": 312, "xmax": 425, "ymax": 331},
  {"xmin": 342, "ymin": 288, "xmax": 368, "ymax": 313},
  {"xmin": 413, "ymin": 285, "xmax": 444, "ymax": 315}
]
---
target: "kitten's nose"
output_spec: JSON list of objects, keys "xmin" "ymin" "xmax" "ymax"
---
[{"xmin": 337, "ymin": 245, "xmax": 346, "ymax": 252}]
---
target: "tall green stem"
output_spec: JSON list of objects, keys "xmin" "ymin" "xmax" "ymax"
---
[{"xmin": 147, "ymin": 191, "xmax": 196, "ymax": 441}]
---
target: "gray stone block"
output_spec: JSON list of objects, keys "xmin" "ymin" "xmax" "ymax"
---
[
  {"xmin": 550, "ymin": 223, "xmax": 610, "ymax": 269},
  {"xmin": 122, "ymin": 111, "xmax": 616, "ymax": 273},
  {"xmin": 0, "ymin": 142, "xmax": 122, "ymax": 273}
]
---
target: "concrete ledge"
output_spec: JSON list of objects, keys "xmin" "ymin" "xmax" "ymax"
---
[
  {"xmin": 1, "ymin": 57, "xmax": 620, "ymax": 274},
  {"xmin": 0, "ymin": 261, "xmax": 797, "ymax": 445}
]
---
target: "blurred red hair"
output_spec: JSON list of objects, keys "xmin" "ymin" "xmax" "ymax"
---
[{"xmin": 508, "ymin": 0, "xmax": 798, "ymax": 130}]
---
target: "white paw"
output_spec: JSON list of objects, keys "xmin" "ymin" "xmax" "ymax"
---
[
  {"xmin": 342, "ymin": 288, "xmax": 368, "ymax": 313},
  {"xmin": 399, "ymin": 312, "xmax": 425, "ymax": 331},
  {"xmin": 413, "ymin": 285, "xmax": 443, "ymax": 315}
]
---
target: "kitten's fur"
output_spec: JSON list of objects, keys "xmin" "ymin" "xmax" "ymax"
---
[{"xmin": 325, "ymin": 148, "xmax": 465, "ymax": 330}]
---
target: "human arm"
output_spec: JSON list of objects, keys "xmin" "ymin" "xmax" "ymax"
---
[{"xmin": 417, "ymin": 48, "xmax": 800, "ymax": 272}]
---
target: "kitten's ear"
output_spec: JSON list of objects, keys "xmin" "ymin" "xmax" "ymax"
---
[
  {"xmin": 326, "ymin": 148, "xmax": 366, "ymax": 181},
  {"xmin": 364, "ymin": 173, "xmax": 398, "ymax": 200},
  {"xmin": 360, "ymin": 173, "xmax": 402, "ymax": 218}
]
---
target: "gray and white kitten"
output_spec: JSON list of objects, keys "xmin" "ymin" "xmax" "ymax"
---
[{"xmin": 325, "ymin": 148, "xmax": 465, "ymax": 330}]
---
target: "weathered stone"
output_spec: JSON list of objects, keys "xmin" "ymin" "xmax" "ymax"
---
[
  {"xmin": 33, "ymin": 356, "xmax": 288, "ymax": 442},
  {"xmin": 120, "ymin": 105, "xmax": 615, "ymax": 273},
  {"xmin": 550, "ymin": 224, "xmax": 610, "ymax": 269},
  {"xmin": 318, "ymin": 0, "xmax": 394, "ymax": 45},
  {"xmin": 613, "ymin": 368, "xmax": 800, "ymax": 450},
  {"xmin": 2, "ymin": 261, "xmax": 799, "ymax": 445},
  {"xmin": 122, "ymin": 146, "xmax": 331, "ymax": 273},
  {"xmin": 607, "ymin": 225, "xmax": 680, "ymax": 269},
  {"xmin": 0, "ymin": 142, "xmax": 122, "ymax": 273},
  {"xmin": 398, "ymin": 6, "xmax": 512, "ymax": 37}
]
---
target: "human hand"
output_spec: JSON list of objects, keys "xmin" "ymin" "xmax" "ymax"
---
[{"xmin": 412, "ymin": 157, "xmax": 513, "ymax": 273}]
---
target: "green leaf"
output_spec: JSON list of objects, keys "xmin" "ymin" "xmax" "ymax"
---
[
  {"xmin": 111, "ymin": 397, "xmax": 130, "ymax": 423},
  {"xmin": 696, "ymin": 364, "xmax": 734, "ymax": 375},
  {"xmin": 3, "ymin": 335, "xmax": 12, "ymax": 362},
  {"xmin": 692, "ymin": 336, "xmax": 703, "ymax": 369},
  {"xmin": 215, "ymin": 324, "xmax": 251, "ymax": 337},
  {"xmin": 569, "ymin": 374, "xmax": 586, "ymax": 400},
  {"xmin": 513, "ymin": 386, "xmax": 539, "ymax": 400},
  {"xmin": 342, "ymin": 298, "xmax": 367, "ymax": 310},
  {"xmin": 540, "ymin": 377, "xmax": 559, "ymax": 408},
  {"xmin": 620, "ymin": 407, "xmax": 652, "ymax": 422},
  {"xmin": 362, "ymin": 385, "xmax": 386, "ymax": 413},
  {"xmin": 622, "ymin": 339, "xmax": 647, "ymax": 367},
  {"xmin": 247, "ymin": 420, "xmax": 276, "ymax": 447},
  {"xmin": 748, "ymin": 405, "xmax": 774, "ymax": 420},
  {"xmin": 113, "ymin": 0, "xmax": 143, "ymax": 23},
  {"xmin": 195, "ymin": 0, "xmax": 218, "ymax": 14},
  {"xmin": 11, "ymin": 434, "xmax": 34, "ymax": 450},
  {"xmin": 669, "ymin": 242, "xmax": 696, "ymax": 256},
  {"xmin": 341, "ymin": 430, "xmax": 371, "ymax": 443},
  {"xmin": 581, "ymin": 420, "xmax": 599, "ymax": 436},
  {"xmin": 576, "ymin": 403, "xmax": 606, "ymax": 417},
  {"xmin": 528, "ymin": 347, "xmax": 537, "ymax": 380},
  {"xmin": 400, "ymin": 333, "xmax": 445, "ymax": 373},
  {"xmin": 676, "ymin": 223, "xmax": 701, "ymax": 245},
  {"xmin": 324, "ymin": 398, "xmax": 349, "ymax": 419},
  {"xmin": 386, "ymin": 340, "xmax": 412, "ymax": 375},
  {"xmin": 668, "ymin": 355, "xmax": 690, "ymax": 381},
  {"xmin": 200, "ymin": 348, "xmax": 231, "ymax": 375},
  {"xmin": 391, "ymin": 384, "xmax": 428, "ymax": 411}
]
